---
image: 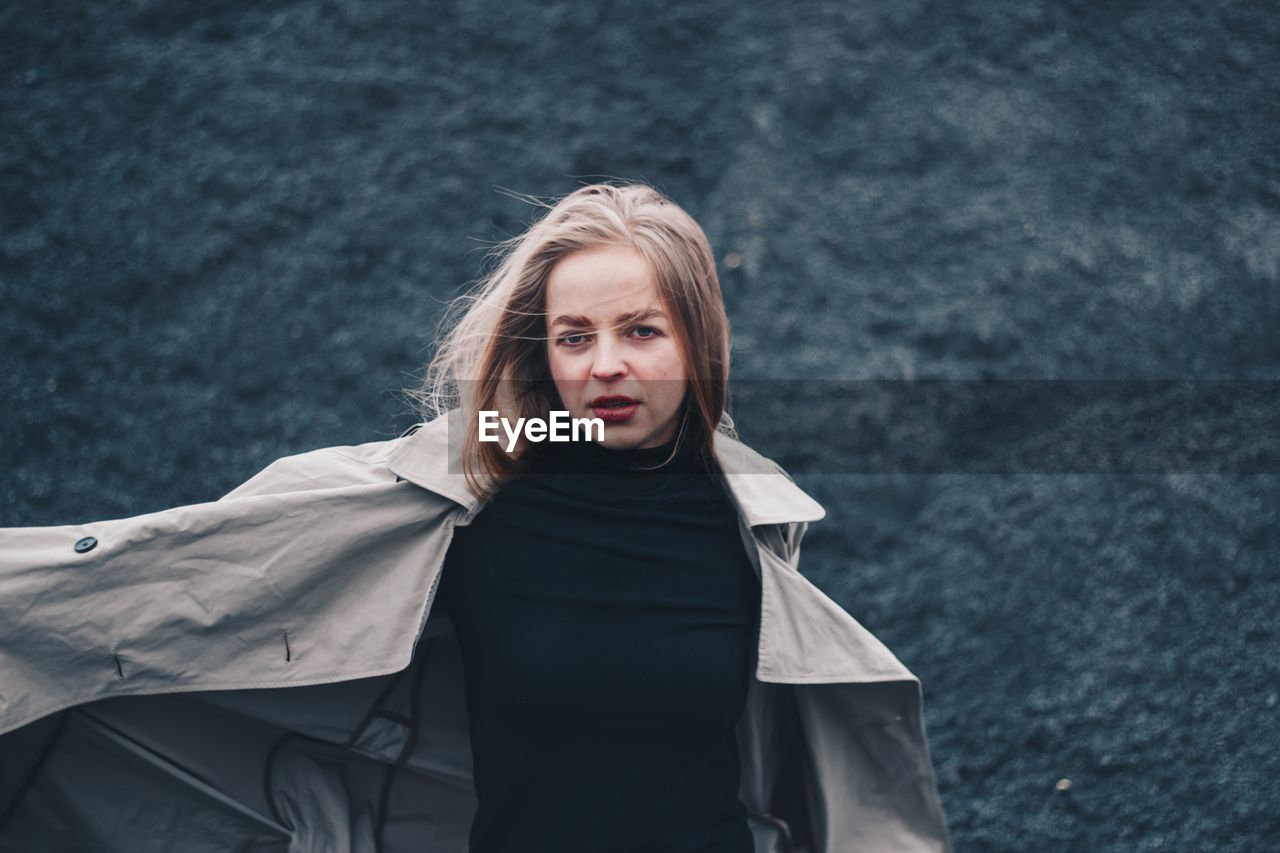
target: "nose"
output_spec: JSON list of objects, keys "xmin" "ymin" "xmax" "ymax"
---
[{"xmin": 590, "ymin": 334, "xmax": 628, "ymax": 381}]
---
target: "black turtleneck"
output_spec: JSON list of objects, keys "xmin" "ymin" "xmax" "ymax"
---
[{"xmin": 435, "ymin": 431, "xmax": 760, "ymax": 853}]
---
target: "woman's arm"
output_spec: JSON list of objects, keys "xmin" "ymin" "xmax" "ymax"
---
[{"xmin": 0, "ymin": 438, "xmax": 452, "ymax": 737}]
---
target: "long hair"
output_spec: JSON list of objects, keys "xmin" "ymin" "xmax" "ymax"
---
[{"xmin": 406, "ymin": 181, "xmax": 738, "ymax": 502}]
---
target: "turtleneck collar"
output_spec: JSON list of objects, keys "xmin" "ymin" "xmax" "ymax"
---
[
  {"xmin": 385, "ymin": 410, "xmax": 830, "ymax": 527},
  {"xmin": 531, "ymin": 429, "xmax": 711, "ymax": 476}
]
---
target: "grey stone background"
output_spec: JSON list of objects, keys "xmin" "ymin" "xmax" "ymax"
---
[{"xmin": 2, "ymin": 1, "xmax": 1278, "ymax": 850}]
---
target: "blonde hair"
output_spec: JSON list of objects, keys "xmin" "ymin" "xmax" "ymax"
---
[{"xmin": 407, "ymin": 181, "xmax": 738, "ymax": 502}]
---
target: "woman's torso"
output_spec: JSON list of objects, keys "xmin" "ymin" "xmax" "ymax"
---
[{"xmin": 437, "ymin": 433, "xmax": 760, "ymax": 853}]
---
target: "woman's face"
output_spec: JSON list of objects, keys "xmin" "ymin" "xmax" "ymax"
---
[{"xmin": 544, "ymin": 245, "xmax": 689, "ymax": 450}]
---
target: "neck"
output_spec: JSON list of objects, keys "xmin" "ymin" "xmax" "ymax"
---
[{"xmin": 533, "ymin": 430, "xmax": 709, "ymax": 475}]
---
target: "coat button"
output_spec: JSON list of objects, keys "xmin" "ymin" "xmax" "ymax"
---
[{"xmin": 74, "ymin": 536, "xmax": 97, "ymax": 553}]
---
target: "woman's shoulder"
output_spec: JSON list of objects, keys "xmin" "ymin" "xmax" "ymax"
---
[{"xmin": 219, "ymin": 433, "xmax": 411, "ymax": 500}]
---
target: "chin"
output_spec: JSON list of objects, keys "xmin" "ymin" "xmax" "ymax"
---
[
  {"xmin": 598, "ymin": 425, "xmax": 647, "ymax": 450},
  {"xmin": 597, "ymin": 434, "xmax": 636, "ymax": 450}
]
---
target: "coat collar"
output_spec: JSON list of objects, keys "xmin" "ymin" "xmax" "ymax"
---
[{"xmin": 385, "ymin": 411, "xmax": 826, "ymax": 528}]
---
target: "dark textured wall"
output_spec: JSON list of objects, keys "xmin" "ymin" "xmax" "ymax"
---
[{"xmin": 2, "ymin": 1, "xmax": 1278, "ymax": 850}]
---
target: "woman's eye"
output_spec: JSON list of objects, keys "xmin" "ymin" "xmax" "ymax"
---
[
  {"xmin": 631, "ymin": 325, "xmax": 659, "ymax": 339},
  {"xmin": 559, "ymin": 333, "xmax": 590, "ymax": 346}
]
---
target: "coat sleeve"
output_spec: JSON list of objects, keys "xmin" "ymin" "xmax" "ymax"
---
[
  {"xmin": 218, "ymin": 446, "xmax": 397, "ymax": 500},
  {"xmin": 0, "ymin": 441, "xmax": 450, "ymax": 737}
]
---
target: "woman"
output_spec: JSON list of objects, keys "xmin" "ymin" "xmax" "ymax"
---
[{"xmin": 0, "ymin": 183, "xmax": 951, "ymax": 852}]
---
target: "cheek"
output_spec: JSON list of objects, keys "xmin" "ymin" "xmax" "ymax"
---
[
  {"xmin": 545, "ymin": 345, "xmax": 567, "ymax": 376},
  {"xmin": 642, "ymin": 345, "xmax": 688, "ymax": 408},
  {"xmin": 654, "ymin": 341, "xmax": 688, "ymax": 381},
  {"xmin": 546, "ymin": 347, "xmax": 584, "ymax": 385}
]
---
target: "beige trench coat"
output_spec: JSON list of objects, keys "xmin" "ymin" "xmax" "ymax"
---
[{"xmin": 0, "ymin": 413, "xmax": 952, "ymax": 853}]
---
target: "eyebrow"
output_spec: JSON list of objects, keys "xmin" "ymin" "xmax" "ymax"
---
[{"xmin": 549, "ymin": 308, "xmax": 667, "ymax": 330}]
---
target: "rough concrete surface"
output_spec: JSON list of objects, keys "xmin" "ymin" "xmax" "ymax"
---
[{"xmin": 2, "ymin": 1, "xmax": 1278, "ymax": 850}]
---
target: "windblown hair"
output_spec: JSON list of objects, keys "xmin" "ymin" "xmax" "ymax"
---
[{"xmin": 406, "ymin": 181, "xmax": 738, "ymax": 502}]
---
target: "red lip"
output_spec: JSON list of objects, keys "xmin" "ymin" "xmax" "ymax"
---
[
  {"xmin": 589, "ymin": 395, "xmax": 639, "ymax": 422},
  {"xmin": 591, "ymin": 403, "xmax": 638, "ymax": 422}
]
